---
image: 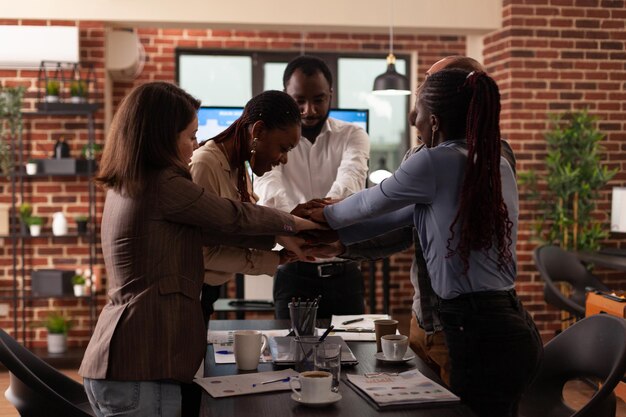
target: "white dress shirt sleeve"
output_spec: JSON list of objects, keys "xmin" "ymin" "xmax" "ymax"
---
[
  {"xmin": 326, "ymin": 127, "xmax": 370, "ymax": 199},
  {"xmin": 253, "ymin": 164, "xmax": 296, "ymax": 213}
]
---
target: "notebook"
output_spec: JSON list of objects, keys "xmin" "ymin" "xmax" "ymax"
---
[{"xmin": 268, "ymin": 336, "xmax": 358, "ymax": 366}]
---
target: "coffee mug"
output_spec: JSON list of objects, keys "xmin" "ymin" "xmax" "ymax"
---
[
  {"xmin": 374, "ymin": 319, "xmax": 398, "ymax": 352},
  {"xmin": 233, "ymin": 330, "xmax": 268, "ymax": 370},
  {"xmin": 381, "ymin": 334, "xmax": 409, "ymax": 360},
  {"xmin": 289, "ymin": 370, "xmax": 333, "ymax": 403}
]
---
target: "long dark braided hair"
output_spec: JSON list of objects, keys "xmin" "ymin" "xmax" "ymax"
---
[
  {"xmin": 204, "ymin": 90, "xmax": 300, "ymax": 202},
  {"xmin": 419, "ymin": 68, "xmax": 513, "ymax": 274}
]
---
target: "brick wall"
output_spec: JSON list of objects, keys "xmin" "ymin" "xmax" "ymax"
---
[
  {"xmin": 1, "ymin": 1, "xmax": 625, "ymax": 348},
  {"xmin": 483, "ymin": 0, "xmax": 626, "ymax": 339},
  {"xmin": 0, "ymin": 20, "xmax": 464, "ymax": 347}
]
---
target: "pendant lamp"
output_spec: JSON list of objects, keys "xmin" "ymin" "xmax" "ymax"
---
[{"xmin": 372, "ymin": 1, "xmax": 411, "ymax": 96}]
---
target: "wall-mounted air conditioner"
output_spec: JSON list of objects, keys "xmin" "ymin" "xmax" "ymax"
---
[
  {"xmin": 0, "ymin": 26, "xmax": 79, "ymax": 68},
  {"xmin": 105, "ymin": 29, "xmax": 145, "ymax": 81}
]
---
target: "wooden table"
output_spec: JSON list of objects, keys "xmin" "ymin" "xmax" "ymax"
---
[{"xmin": 200, "ymin": 320, "xmax": 476, "ymax": 417}]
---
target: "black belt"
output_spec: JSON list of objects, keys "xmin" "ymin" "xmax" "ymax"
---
[
  {"xmin": 439, "ymin": 289, "xmax": 519, "ymax": 310},
  {"xmin": 281, "ymin": 261, "xmax": 358, "ymax": 278}
]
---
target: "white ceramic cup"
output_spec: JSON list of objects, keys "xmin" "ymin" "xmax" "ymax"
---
[
  {"xmin": 289, "ymin": 370, "xmax": 333, "ymax": 403},
  {"xmin": 381, "ymin": 334, "xmax": 409, "ymax": 360},
  {"xmin": 233, "ymin": 330, "xmax": 268, "ymax": 370}
]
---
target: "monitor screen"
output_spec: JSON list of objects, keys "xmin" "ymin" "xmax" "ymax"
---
[
  {"xmin": 197, "ymin": 107, "xmax": 369, "ymax": 143},
  {"xmin": 329, "ymin": 109, "xmax": 369, "ymax": 133},
  {"xmin": 197, "ymin": 106, "xmax": 243, "ymax": 144}
]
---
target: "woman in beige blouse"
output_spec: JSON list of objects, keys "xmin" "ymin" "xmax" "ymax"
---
[{"xmin": 190, "ymin": 90, "xmax": 302, "ymax": 320}]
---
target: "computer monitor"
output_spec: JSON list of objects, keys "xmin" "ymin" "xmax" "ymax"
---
[
  {"xmin": 197, "ymin": 106, "xmax": 243, "ymax": 144},
  {"xmin": 329, "ymin": 108, "xmax": 369, "ymax": 133},
  {"xmin": 197, "ymin": 106, "xmax": 369, "ymax": 143}
]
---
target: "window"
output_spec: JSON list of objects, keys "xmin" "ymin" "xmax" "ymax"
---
[{"xmin": 177, "ymin": 50, "xmax": 411, "ymax": 170}]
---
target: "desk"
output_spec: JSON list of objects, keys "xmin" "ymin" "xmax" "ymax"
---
[
  {"xmin": 200, "ymin": 320, "xmax": 476, "ymax": 417},
  {"xmin": 575, "ymin": 251, "xmax": 626, "ymax": 271}
]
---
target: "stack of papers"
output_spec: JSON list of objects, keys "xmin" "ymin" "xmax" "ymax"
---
[
  {"xmin": 195, "ymin": 369, "xmax": 299, "ymax": 398},
  {"xmin": 347, "ymin": 369, "xmax": 460, "ymax": 409},
  {"xmin": 318, "ymin": 314, "xmax": 390, "ymax": 341}
]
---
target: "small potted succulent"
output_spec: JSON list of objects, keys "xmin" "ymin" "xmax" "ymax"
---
[
  {"xmin": 45, "ymin": 80, "xmax": 61, "ymax": 103},
  {"xmin": 26, "ymin": 216, "xmax": 44, "ymax": 237},
  {"xmin": 72, "ymin": 268, "xmax": 91, "ymax": 296},
  {"xmin": 75, "ymin": 215, "xmax": 89, "ymax": 234},
  {"xmin": 25, "ymin": 159, "xmax": 38, "ymax": 175},
  {"xmin": 41, "ymin": 311, "xmax": 73, "ymax": 353},
  {"xmin": 69, "ymin": 80, "xmax": 87, "ymax": 104}
]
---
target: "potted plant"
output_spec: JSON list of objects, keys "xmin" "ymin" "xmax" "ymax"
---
[
  {"xmin": 519, "ymin": 110, "xmax": 617, "ymax": 251},
  {"xmin": 18, "ymin": 202, "xmax": 32, "ymax": 235},
  {"xmin": 25, "ymin": 159, "xmax": 38, "ymax": 175},
  {"xmin": 81, "ymin": 143, "xmax": 103, "ymax": 160},
  {"xmin": 26, "ymin": 215, "xmax": 43, "ymax": 237},
  {"xmin": 69, "ymin": 80, "xmax": 87, "ymax": 104},
  {"xmin": 42, "ymin": 311, "xmax": 73, "ymax": 353},
  {"xmin": 72, "ymin": 269, "xmax": 87, "ymax": 296},
  {"xmin": 45, "ymin": 80, "xmax": 61, "ymax": 103},
  {"xmin": 75, "ymin": 215, "xmax": 89, "ymax": 234}
]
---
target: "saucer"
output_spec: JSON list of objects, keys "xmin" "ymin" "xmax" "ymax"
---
[
  {"xmin": 374, "ymin": 352, "xmax": 415, "ymax": 363},
  {"xmin": 291, "ymin": 392, "xmax": 342, "ymax": 407}
]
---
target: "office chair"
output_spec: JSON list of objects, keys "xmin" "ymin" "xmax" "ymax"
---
[
  {"xmin": 0, "ymin": 329, "xmax": 95, "ymax": 417},
  {"xmin": 518, "ymin": 314, "xmax": 626, "ymax": 417},
  {"xmin": 533, "ymin": 245, "xmax": 610, "ymax": 320}
]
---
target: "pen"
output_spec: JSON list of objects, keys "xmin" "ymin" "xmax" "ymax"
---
[
  {"xmin": 341, "ymin": 317, "xmax": 364, "ymax": 325},
  {"xmin": 252, "ymin": 376, "xmax": 291, "ymax": 387},
  {"xmin": 215, "ymin": 350, "xmax": 234, "ymax": 354}
]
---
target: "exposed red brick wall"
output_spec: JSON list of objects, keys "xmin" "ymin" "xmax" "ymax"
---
[
  {"xmin": 3, "ymin": 1, "xmax": 624, "ymax": 349},
  {"xmin": 483, "ymin": 0, "xmax": 626, "ymax": 340},
  {"xmin": 0, "ymin": 21, "xmax": 464, "ymax": 347}
]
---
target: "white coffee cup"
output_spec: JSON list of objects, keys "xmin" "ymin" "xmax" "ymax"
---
[
  {"xmin": 289, "ymin": 370, "xmax": 333, "ymax": 403},
  {"xmin": 381, "ymin": 334, "xmax": 409, "ymax": 360},
  {"xmin": 233, "ymin": 330, "xmax": 268, "ymax": 370}
]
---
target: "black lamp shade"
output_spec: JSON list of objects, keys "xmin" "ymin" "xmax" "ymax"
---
[{"xmin": 373, "ymin": 63, "xmax": 411, "ymax": 96}]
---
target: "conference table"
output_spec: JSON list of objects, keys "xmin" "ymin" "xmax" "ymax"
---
[{"xmin": 199, "ymin": 320, "xmax": 476, "ymax": 417}]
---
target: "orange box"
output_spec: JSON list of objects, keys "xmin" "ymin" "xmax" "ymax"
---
[{"xmin": 585, "ymin": 292, "xmax": 626, "ymax": 318}]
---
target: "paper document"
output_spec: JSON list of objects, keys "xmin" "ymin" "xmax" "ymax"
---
[
  {"xmin": 325, "ymin": 314, "xmax": 390, "ymax": 341},
  {"xmin": 347, "ymin": 369, "xmax": 460, "ymax": 409},
  {"xmin": 207, "ymin": 329, "xmax": 290, "ymax": 344},
  {"xmin": 195, "ymin": 369, "xmax": 299, "ymax": 398}
]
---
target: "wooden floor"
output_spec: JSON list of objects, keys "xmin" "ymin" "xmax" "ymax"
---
[{"xmin": 0, "ymin": 369, "xmax": 623, "ymax": 416}]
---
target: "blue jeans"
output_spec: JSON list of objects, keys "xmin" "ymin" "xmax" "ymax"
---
[
  {"xmin": 83, "ymin": 378, "xmax": 181, "ymax": 417},
  {"xmin": 438, "ymin": 290, "xmax": 543, "ymax": 417}
]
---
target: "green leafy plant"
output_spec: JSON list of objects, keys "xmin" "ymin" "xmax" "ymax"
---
[
  {"xmin": 25, "ymin": 216, "xmax": 43, "ymax": 226},
  {"xmin": 72, "ymin": 273, "xmax": 86, "ymax": 286},
  {"xmin": 19, "ymin": 203, "xmax": 32, "ymax": 222},
  {"xmin": 46, "ymin": 80, "xmax": 60, "ymax": 96},
  {"xmin": 519, "ymin": 110, "xmax": 617, "ymax": 251},
  {"xmin": 69, "ymin": 80, "xmax": 87, "ymax": 98},
  {"xmin": 40, "ymin": 311, "xmax": 73, "ymax": 334},
  {"xmin": 81, "ymin": 143, "xmax": 103, "ymax": 160},
  {"xmin": 75, "ymin": 215, "xmax": 88, "ymax": 222},
  {"xmin": 0, "ymin": 86, "xmax": 25, "ymax": 176}
]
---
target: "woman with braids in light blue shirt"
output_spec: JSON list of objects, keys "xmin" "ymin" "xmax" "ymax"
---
[{"xmin": 308, "ymin": 69, "xmax": 542, "ymax": 417}]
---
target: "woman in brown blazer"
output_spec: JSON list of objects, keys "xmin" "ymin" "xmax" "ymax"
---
[{"xmin": 79, "ymin": 82, "xmax": 318, "ymax": 417}]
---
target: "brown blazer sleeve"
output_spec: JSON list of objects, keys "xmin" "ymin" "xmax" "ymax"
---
[{"xmin": 158, "ymin": 170, "xmax": 296, "ymax": 235}]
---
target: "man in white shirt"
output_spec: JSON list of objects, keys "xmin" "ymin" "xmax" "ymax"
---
[{"xmin": 255, "ymin": 55, "xmax": 370, "ymax": 319}]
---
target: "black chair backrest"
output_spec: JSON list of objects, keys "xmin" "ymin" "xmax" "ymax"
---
[
  {"xmin": 533, "ymin": 245, "xmax": 610, "ymax": 318},
  {"xmin": 519, "ymin": 314, "xmax": 626, "ymax": 417},
  {"xmin": 0, "ymin": 329, "xmax": 94, "ymax": 417}
]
